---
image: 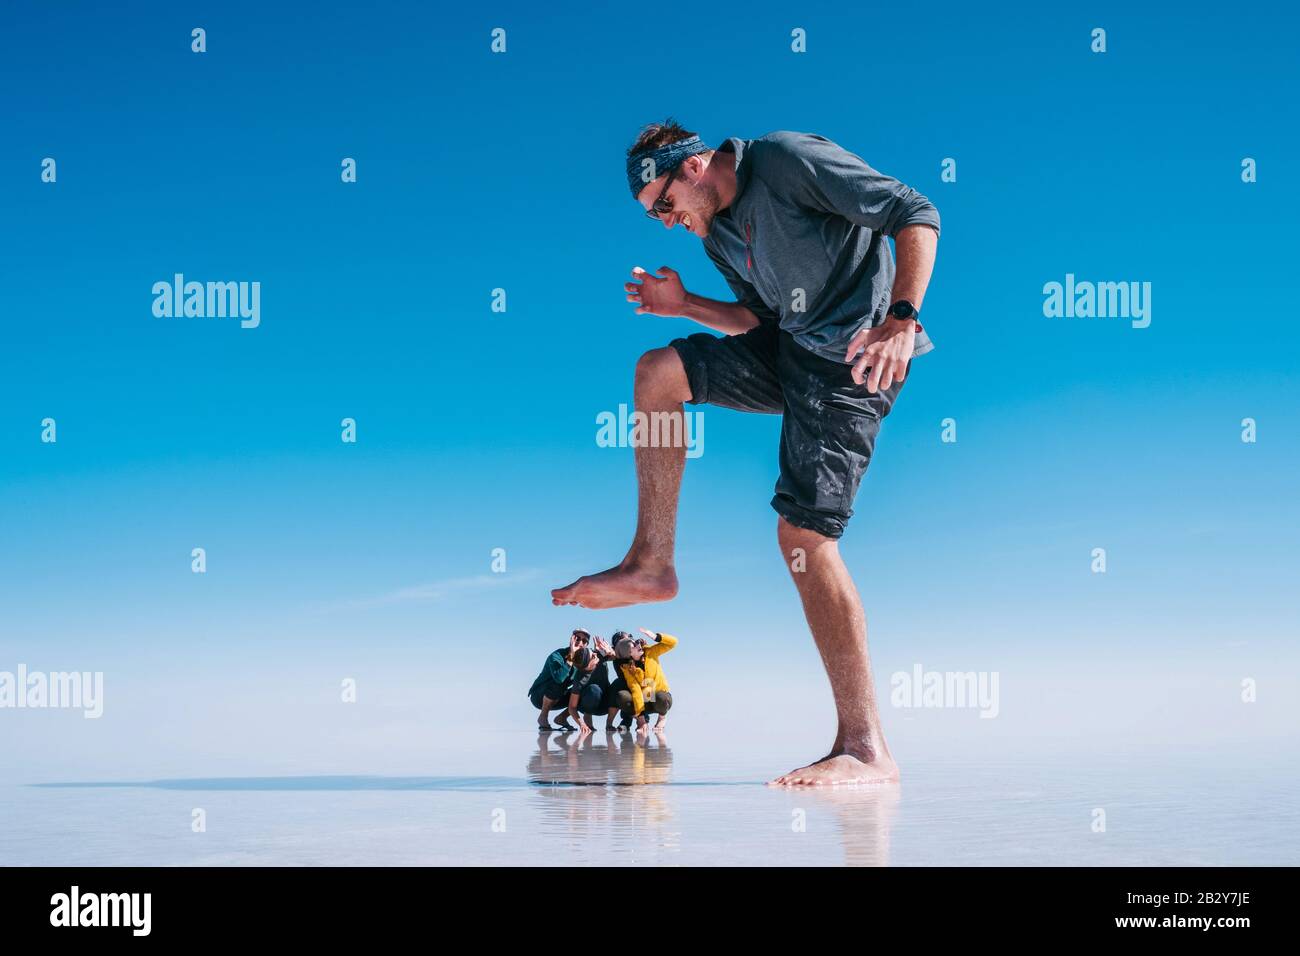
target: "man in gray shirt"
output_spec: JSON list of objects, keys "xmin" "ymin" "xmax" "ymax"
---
[{"xmin": 552, "ymin": 121, "xmax": 940, "ymax": 787}]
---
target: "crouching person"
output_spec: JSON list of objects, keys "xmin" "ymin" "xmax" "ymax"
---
[
  {"xmin": 563, "ymin": 637, "xmax": 616, "ymax": 734},
  {"xmin": 529, "ymin": 628, "xmax": 591, "ymax": 730},
  {"xmin": 613, "ymin": 628, "xmax": 677, "ymax": 733}
]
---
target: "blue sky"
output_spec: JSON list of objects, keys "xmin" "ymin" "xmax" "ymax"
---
[{"xmin": 1, "ymin": 1, "xmax": 1297, "ymax": 777}]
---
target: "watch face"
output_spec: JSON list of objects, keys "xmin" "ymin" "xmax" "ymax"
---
[{"xmin": 889, "ymin": 301, "xmax": 915, "ymax": 319}]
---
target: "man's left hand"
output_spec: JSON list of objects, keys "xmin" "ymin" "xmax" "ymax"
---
[{"xmin": 844, "ymin": 317, "xmax": 915, "ymax": 392}]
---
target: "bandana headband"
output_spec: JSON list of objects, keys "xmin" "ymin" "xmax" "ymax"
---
[{"xmin": 626, "ymin": 135, "xmax": 709, "ymax": 198}]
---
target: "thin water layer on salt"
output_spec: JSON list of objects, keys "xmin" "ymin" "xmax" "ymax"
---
[{"xmin": 3, "ymin": 734, "xmax": 1296, "ymax": 867}]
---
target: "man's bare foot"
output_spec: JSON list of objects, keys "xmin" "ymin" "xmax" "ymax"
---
[
  {"xmin": 550, "ymin": 562, "xmax": 678, "ymax": 609},
  {"xmin": 770, "ymin": 752, "xmax": 899, "ymax": 787}
]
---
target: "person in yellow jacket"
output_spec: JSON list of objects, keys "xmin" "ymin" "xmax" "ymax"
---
[{"xmin": 612, "ymin": 628, "xmax": 677, "ymax": 732}]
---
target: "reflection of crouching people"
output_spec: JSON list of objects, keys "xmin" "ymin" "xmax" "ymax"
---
[{"xmin": 613, "ymin": 628, "xmax": 677, "ymax": 732}]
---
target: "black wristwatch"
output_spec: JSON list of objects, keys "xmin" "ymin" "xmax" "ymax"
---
[{"xmin": 887, "ymin": 299, "xmax": 919, "ymax": 322}]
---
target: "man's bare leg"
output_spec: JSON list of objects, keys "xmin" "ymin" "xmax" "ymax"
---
[
  {"xmin": 770, "ymin": 517, "xmax": 899, "ymax": 786},
  {"xmin": 537, "ymin": 696, "xmax": 560, "ymax": 731},
  {"xmin": 551, "ymin": 347, "xmax": 690, "ymax": 609}
]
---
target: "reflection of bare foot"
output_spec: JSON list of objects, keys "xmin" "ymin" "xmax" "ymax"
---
[
  {"xmin": 770, "ymin": 753, "xmax": 899, "ymax": 787},
  {"xmin": 796, "ymin": 786, "xmax": 902, "ymax": 866},
  {"xmin": 551, "ymin": 562, "xmax": 678, "ymax": 609}
]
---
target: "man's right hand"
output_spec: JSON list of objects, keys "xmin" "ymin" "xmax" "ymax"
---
[{"xmin": 627, "ymin": 266, "xmax": 688, "ymax": 317}]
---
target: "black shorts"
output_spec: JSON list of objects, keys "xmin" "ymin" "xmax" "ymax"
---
[{"xmin": 670, "ymin": 322, "xmax": 905, "ymax": 539}]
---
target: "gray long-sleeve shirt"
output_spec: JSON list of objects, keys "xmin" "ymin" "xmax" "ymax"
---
[{"xmin": 703, "ymin": 132, "xmax": 940, "ymax": 363}]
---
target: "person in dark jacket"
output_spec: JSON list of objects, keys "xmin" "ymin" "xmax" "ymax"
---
[
  {"xmin": 528, "ymin": 628, "xmax": 590, "ymax": 730},
  {"xmin": 561, "ymin": 636, "xmax": 617, "ymax": 734}
]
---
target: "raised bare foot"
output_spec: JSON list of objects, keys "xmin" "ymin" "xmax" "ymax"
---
[
  {"xmin": 770, "ymin": 753, "xmax": 899, "ymax": 787},
  {"xmin": 550, "ymin": 562, "xmax": 677, "ymax": 609}
]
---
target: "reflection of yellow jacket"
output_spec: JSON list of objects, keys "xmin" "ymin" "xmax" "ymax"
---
[{"xmin": 619, "ymin": 633, "xmax": 677, "ymax": 717}]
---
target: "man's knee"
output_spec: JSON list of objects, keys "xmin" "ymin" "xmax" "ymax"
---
[
  {"xmin": 635, "ymin": 346, "xmax": 692, "ymax": 403},
  {"xmin": 579, "ymin": 685, "xmax": 604, "ymax": 714},
  {"xmin": 777, "ymin": 515, "xmax": 836, "ymax": 555}
]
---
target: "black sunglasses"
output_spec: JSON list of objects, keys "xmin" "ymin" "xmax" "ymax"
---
[{"xmin": 644, "ymin": 166, "xmax": 681, "ymax": 220}]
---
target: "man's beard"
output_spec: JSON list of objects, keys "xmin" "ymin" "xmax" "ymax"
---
[{"xmin": 685, "ymin": 179, "xmax": 723, "ymax": 234}]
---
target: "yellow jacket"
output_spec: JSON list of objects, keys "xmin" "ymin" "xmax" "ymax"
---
[{"xmin": 618, "ymin": 633, "xmax": 677, "ymax": 717}]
